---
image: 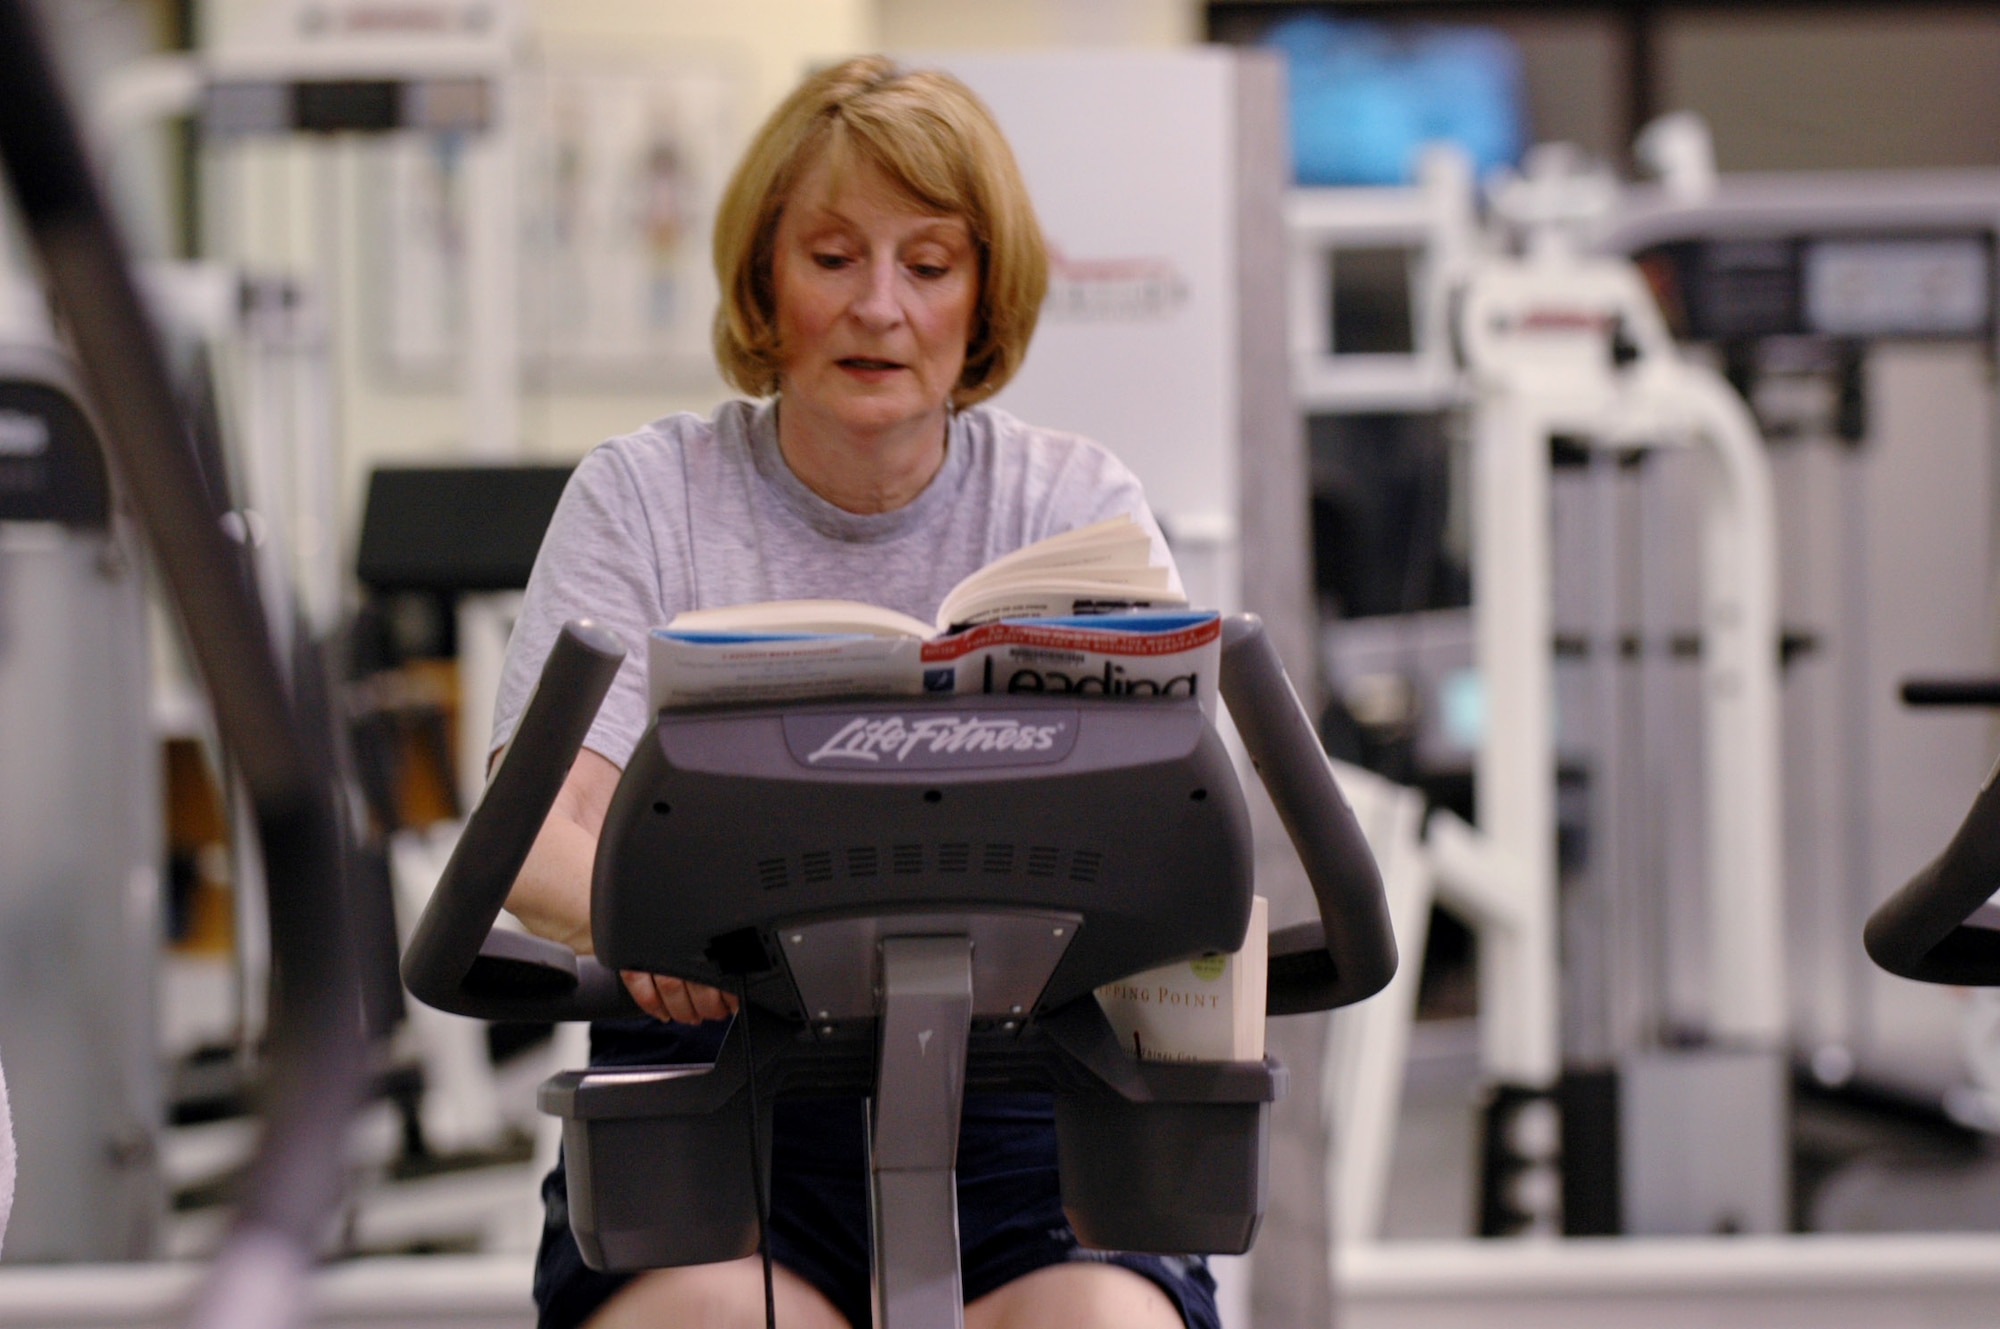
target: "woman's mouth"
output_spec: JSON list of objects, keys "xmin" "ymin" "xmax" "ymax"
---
[{"xmin": 837, "ymin": 357, "xmax": 903, "ymax": 372}]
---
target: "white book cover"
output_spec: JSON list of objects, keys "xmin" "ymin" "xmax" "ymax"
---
[{"xmin": 1096, "ymin": 894, "xmax": 1268, "ymax": 1064}]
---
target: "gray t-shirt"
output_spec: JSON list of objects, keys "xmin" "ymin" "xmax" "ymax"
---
[{"xmin": 491, "ymin": 398, "xmax": 1178, "ymax": 767}]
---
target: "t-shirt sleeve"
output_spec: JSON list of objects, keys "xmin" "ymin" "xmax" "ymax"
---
[{"xmin": 488, "ymin": 442, "xmax": 671, "ymax": 771}]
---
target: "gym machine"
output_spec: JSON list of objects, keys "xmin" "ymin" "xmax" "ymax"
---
[
  {"xmin": 1297, "ymin": 139, "xmax": 1790, "ymax": 1242},
  {"xmin": 1462, "ymin": 148, "xmax": 1791, "ymax": 1240},
  {"xmin": 1298, "ymin": 117, "xmax": 2000, "ymax": 1247},
  {"xmin": 0, "ymin": 1, "xmax": 367, "ymax": 1322},
  {"xmin": 403, "ymin": 615, "xmax": 1398, "ymax": 1328},
  {"xmin": 0, "ymin": 300, "xmax": 163, "ymax": 1261},
  {"xmin": 1605, "ymin": 129, "xmax": 2000, "ymax": 1070}
]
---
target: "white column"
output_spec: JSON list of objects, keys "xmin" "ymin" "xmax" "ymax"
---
[
  {"xmin": 1684, "ymin": 365, "xmax": 1788, "ymax": 1045},
  {"xmin": 1472, "ymin": 390, "xmax": 1562, "ymax": 1087}
]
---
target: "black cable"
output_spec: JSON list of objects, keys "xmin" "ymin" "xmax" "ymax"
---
[{"xmin": 735, "ymin": 980, "xmax": 777, "ymax": 1329}]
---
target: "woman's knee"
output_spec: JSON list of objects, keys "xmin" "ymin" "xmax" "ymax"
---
[
  {"xmin": 586, "ymin": 1258, "xmax": 847, "ymax": 1329},
  {"xmin": 966, "ymin": 1261, "xmax": 1185, "ymax": 1329}
]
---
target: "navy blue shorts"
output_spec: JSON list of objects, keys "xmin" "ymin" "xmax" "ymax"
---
[{"xmin": 532, "ymin": 1017, "xmax": 1218, "ymax": 1329}]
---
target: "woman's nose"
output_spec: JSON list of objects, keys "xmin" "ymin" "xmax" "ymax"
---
[{"xmin": 850, "ymin": 257, "xmax": 903, "ymax": 328}]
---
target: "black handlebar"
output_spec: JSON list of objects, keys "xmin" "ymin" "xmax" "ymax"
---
[
  {"xmin": 1219, "ymin": 615, "xmax": 1398, "ymax": 1013},
  {"xmin": 1901, "ymin": 678, "xmax": 2000, "ymax": 708},
  {"xmin": 1863, "ymin": 757, "xmax": 2000, "ymax": 985},
  {"xmin": 1865, "ymin": 674, "xmax": 2000, "ymax": 985},
  {"xmin": 405, "ymin": 612, "xmax": 1396, "ymax": 1022},
  {"xmin": 401, "ymin": 620, "xmax": 640, "ymax": 1021}
]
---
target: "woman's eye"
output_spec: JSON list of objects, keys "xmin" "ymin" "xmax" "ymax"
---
[
  {"xmin": 812, "ymin": 252, "xmax": 852, "ymax": 270},
  {"xmin": 910, "ymin": 262, "xmax": 950, "ymax": 280}
]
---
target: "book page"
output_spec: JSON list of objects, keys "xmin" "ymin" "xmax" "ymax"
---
[
  {"xmin": 960, "ymin": 515, "xmax": 1153, "ymax": 582},
  {"xmin": 648, "ymin": 632, "xmax": 925, "ymax": 710},
  {"xmin": 932, "ymin": 516, "xmax": 1170, "ymax": 630},
  {"xmin": 936, "ymin": 571, "xmax": 1180, "ymax": 631}
]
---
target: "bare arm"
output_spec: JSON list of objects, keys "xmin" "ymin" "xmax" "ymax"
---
[{"xmin": 505, "ymin": 746, "xmax": 736, "ymax": 1024}]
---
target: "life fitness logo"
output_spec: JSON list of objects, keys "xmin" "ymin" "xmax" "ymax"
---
[{"xmin": 782, "ymin": 711, "xmax": 1078, "ymax": 771}]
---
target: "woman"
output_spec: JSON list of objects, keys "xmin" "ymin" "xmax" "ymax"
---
[{"xmin": 494, "ymin": 56, "xmax": 1212, "ymax": 1329}]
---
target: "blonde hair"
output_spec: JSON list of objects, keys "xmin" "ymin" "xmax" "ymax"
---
[{"xmin": 712, "ymin": 56, "xmax": 1048, "ymax": 406}]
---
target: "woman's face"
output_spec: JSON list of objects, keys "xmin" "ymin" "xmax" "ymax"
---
[{"xmin": 770, "ymin": 153, "xmax": 978, "ymax": 448}]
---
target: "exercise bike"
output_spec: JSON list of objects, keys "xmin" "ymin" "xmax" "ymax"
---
[{"xmin": 404, "ymin": 613, "xmax": 1397, "ymax": 1328}]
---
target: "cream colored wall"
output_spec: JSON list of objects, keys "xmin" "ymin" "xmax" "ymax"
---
[
  {"xmin": 878, "ymin": 0, "xmax": 1199, "ymax": 51},
  {"xmin": 371, "ymin": 0, "xmax": 871, "ymax": 460},
  {"xmin": 201, "ymin": 0, "xmax": 873, "ymax": 577},
  {"xmin": 535, "ymin": 0, "xmax": 876, "ymax": 112},
  {"xmin": 503, "ymin": 0, "xmax": 878, "ymax": 458},
  {"xmin": 198, "ymin": 0, "xmax": 1204, "ymax": 582},
  {"xmin": 323, "ymin": 0, "xmax": 877, "ymax": 509},
  {"xmin": 331, "ymin": 0, "xmax": 1197, "ymax": 469}
]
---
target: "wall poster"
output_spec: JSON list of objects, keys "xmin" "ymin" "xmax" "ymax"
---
[{"xmin": 371, "ymin": 56, "xmax": 740, "ymax": 388}]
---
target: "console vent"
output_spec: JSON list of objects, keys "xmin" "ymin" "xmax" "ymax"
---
[{"xmin": 770, "ymin": 842, "xmax": 1084, "ymax": 888}]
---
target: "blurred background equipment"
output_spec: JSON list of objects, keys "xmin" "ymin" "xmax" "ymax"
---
[
  {"xmin": 0, "ymin": 2, "xmax": 368, "ymax": 1326},
  {"xmin": 1262, "ymin": 12, "xmax": 1524, "ymax": 187},
  {"xmin": 1258, "ymin": 2, "xmax": 2000, "ymax": 1317},
  {"xmin": 6, "ymin": 0, "xmax": 2000, "ymax": 1325},
  {"xmin": 1303, "ymin": 134, "xmax": 1793, "ymax": 1249},
  {"xmin": 0, "ymin": 259, "xmax": 163, "ymax": 1263}
]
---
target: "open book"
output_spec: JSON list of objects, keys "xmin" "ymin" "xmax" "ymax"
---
[
  {"xmin": 664, "ymin": 515, "xmax": 1177, "ymax": 639},
  {"xmin": 648, "ymin": 516, "xmax": 1219, "ymax": 710}
]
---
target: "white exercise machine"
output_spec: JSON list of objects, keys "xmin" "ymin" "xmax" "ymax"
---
[{"xmin": 1298, "ymin": 115, "xmax": 2000, "ymax": 1329}]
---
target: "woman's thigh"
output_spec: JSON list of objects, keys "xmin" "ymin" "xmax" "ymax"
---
[
  {"xmin": 585, "ymin": 1257, "xmax": 850, "ymax": 1329},
  {"xmin": 965, "ymin": 1262, "xmax": 1185, "ymax": 1329}
]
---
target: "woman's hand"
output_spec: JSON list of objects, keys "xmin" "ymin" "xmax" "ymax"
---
[{"xmin": 621, "ymin": 971, "xmax": 739, "ymax": 1025}]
